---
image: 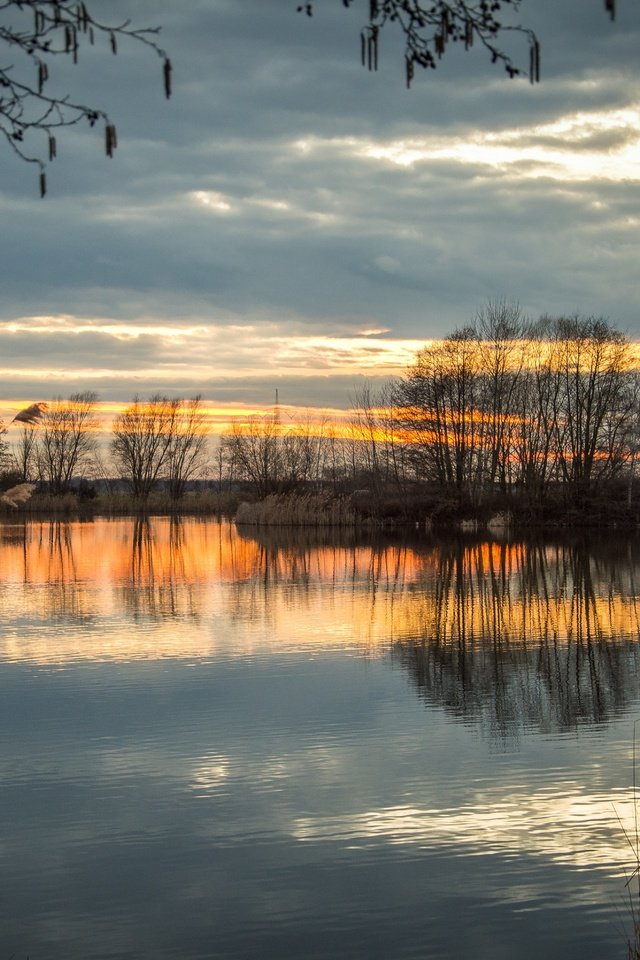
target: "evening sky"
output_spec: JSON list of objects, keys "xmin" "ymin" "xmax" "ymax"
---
[{"xmin": 1, "ymin": 0, "xmax": 638, "ymax": 416}]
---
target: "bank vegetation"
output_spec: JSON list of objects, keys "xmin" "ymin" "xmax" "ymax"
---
[{"xmin": 2, "ymin": 306, "xmax": 640, "ymax": 528}]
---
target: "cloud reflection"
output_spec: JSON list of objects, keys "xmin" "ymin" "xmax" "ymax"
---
[{"xmin": 293, "ymin": 787, "xmax": 637, "ymax": 881}]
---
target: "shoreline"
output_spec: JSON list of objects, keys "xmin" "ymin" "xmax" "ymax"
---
[{"xmin": 1, "ymin": 488, "xmax": 639, "ymax": 532}]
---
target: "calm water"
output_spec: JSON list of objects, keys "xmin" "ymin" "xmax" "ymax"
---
[{"xmin": 1, "ymin": 518, "xmax": 640, "ymax": 960}]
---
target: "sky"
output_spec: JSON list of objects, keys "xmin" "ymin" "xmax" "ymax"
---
[{"xmin": 1, "ymin": 0, "xmax": 639, "ymax": 423}]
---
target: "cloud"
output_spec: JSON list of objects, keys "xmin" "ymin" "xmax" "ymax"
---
[
  {"xmin": 0, "ymin": 315, "xmax": 422, "ymax": 409},
  {"xmin": 0, "ymin": 1, "xmax": 639, "ymax": 403}
]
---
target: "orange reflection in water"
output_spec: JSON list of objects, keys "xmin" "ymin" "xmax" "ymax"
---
[{"xmin": 0, "ymin": 519, "xmax": 639, "ymax": 680}]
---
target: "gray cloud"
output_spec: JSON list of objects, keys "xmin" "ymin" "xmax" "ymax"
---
[{"xmin": 1, "ymin": 0, "xmax": 639, "ymax": 403}]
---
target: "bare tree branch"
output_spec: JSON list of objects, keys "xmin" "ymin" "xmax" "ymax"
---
[
  {"xmin": 0, "ymin": 0, "xmax": 171, "ymax": 194},
  {"xmin": 301, "ymin": 1, "xmax": 616, "ymax": 88}
]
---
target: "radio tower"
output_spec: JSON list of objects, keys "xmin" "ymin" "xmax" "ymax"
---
[{"xmin": 274, "ymin": 388, "xmax": 281, "ymax": 432}]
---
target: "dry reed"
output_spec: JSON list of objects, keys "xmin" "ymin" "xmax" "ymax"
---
[
  {"xmin": 235, "ymin": 493, "xmax": 361, "ymax": 527},
  {"xmin": 0, "ymin": 489, "xmax": 241, "ymax": 518}
]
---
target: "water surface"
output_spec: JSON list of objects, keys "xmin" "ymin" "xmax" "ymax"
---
[{"xmin": 0, "ymin": 518, "xmax": 639, "ymax": 959}]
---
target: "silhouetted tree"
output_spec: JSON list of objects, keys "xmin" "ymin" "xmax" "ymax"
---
[
  {"xmin": 395, "ymin": 325, "xmax": 484, "ymax": 503},
  {"xmin": 221, "ymin": 408, "xmax": 340, "ymax": 495},
  {"xmin": 164, "ymin": 396, "xmax": 210, "ymax": 501},
  {"xmin": 545, "ymin": 315, "xmax": 636, "ymax": 497},
  {"xmin": 111, "ymin": 395, "xmax": 176, "ymax": 502},
  {"xmin": 391, "ymin": 308, "xmax": 638, "ymax": 510},
  {"xmin": 279, "ymin": 414, "xmax": 331, "ymax": 491},
  {"xmin": 221, "ymin": 412, "xmax": 282, "ymax": 499},
  {"xmin": 12, "ymin": 424, "xmax": 38, "ymax": 483},
  {"xmin": 510, "ymin": 340, "xmax": 559, "ymax": 508},
  {"xmin": 37, "ymin": 391, "xmax": 98, "ymax": 494},
  {"xmin": 349, "ymin": 382, "xmax": 383, "ymax": 490},
  {"xmin": 475, "ymin": 301, "xmax": 530, "ymax": 494}
]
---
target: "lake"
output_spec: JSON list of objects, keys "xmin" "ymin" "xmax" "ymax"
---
[{"xmin": 0, "ymin": 517, "xmax": 639, "ymax": 960}]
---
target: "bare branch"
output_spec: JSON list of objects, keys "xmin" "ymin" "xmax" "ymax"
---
[
  {"xmin": 302, "ymin": 1, "xmax": 619, "ymax": 87},
  {"xmin": 0, "ymin": 0, "xmax": 171, "ymax": 193}
]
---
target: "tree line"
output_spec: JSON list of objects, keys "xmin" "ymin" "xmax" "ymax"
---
[
  {"xmin": 1, "ymin": 393, "xmax": 208, "ymax": 503},
  {"xmin": 388, "ymin": 305, "xmax": 639, "ymax": 514},
  {"xmin": 220, "ymin": 305, "xmax": 640, "ymax": 522},
  {"xmin": 2, "ymin": 305, "xmax": 640, "ymax": 521}
]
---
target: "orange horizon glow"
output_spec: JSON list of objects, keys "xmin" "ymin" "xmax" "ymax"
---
[{"xmin": 0, "ymin": 399, "xmax": 359, "ymax": 437}]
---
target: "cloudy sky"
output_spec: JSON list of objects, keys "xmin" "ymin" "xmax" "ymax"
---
[{"xmin": 1, "ymin": 0, "xmax": 639, "ymax": 422}]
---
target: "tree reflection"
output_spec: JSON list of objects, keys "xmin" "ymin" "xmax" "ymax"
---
[
  {"xmin": 1, "ymin": 515, "xmax": 640, "ymax": 725},
  {"xmin": 230, "ymin": 527, "xmax": 640, "ymax": 735},
  {"xmin": 119, "ymin": 517, "xmax": 200, "ymax": 621},
  {"xmin": 228, "ymin": 526, "xmax": 418, "ymax": 635},
  {"xmin": 26, "ymin": 520, "xmax": 87, "ymax": 621},
  {"xmin": 392, "ymin": 538, "xmax": 640, "ymax": 737}
]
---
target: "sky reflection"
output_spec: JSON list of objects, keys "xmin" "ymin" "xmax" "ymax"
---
[
  {"xmin": 0, "ymin": 519, "xmax": 639, "ymax": 960},
  {"xmin": 293, "ymin": 787, "xmax": 638, "ymax": 879}
]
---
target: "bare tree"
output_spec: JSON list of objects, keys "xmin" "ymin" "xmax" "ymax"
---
[
  {"xmin": 165, "ymin": 396, "xmax": 210, "ymax": 501},
  {"xmin": 396, "ymin": 327, "xmax": 484, "ymax": 502},
  {"xmin": 111, "ymin": 394, "xmax": 176, "ymax": 502},
  {"xmin": 213, "ymin": 441, "xmax": 227, "ymax": 493},
  {"xmin": 393, "ymin": 309, "xmax": 639, "ymax": 512},
  {"xmin": 511, "ymin": 342, "xmax": 560, "ymax": 508},
  {"xmin": 89, "ymin": 446, "xmax": 118, "ymax": 496},
  {"xmin": 323, "ymin": 425, "xmax": 350, "ymax": 493},
  {"xmin": 13, "ymin": 424, "xmax": 38, "ymax": 482},
  {"xmin": 37, "ymin": 391, "xmax": 98, "ymax": 494},
  {"xmin": 221, "ymin": 407, "xmax": 339, "ymax": 497},
  {"xmin": 0, "ymin": 420, "xmax": 11, "ymax": 476},
  {"xmin": 279, "ymin": 413, "xmax": 330, "ymax": 491},
  {"xmin": 345, "ymin": 381, "xmax": 410, "ymax": 492},
  {"xmin": 475, "ymin": 300, "xmax": 529, "ymax": 495},
  {"xmin": 548, "ymin": 316, "xmax": 636, "ymax": 496},
  {"xmin": 394, "ymin": 304, "xmax": 533, "ymax": 502},
  {"xmin": 220, "ymin": 412, "xmax": 282, "ymax": 499},
  {"xmin": 349, "ymin": 382, "xmax": 383, "ymax": 490}
]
